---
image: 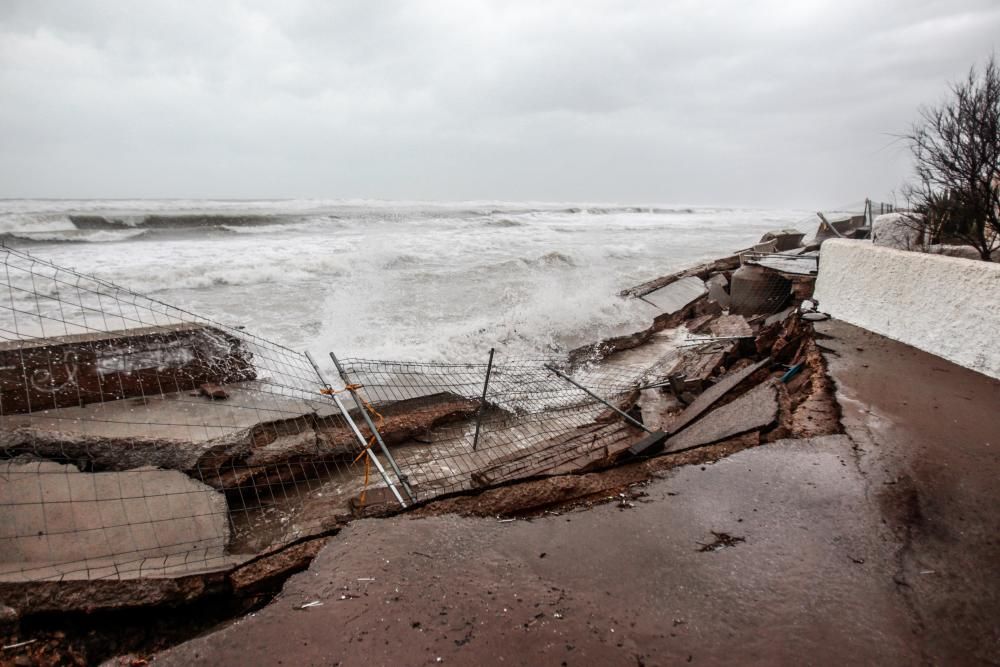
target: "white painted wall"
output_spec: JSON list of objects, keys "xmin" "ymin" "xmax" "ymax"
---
[{"xmin": 815, "ymin": 239, "xmax": 1000, "ymax": 379}]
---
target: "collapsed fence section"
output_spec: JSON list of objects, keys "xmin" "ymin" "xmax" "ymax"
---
[
  {"xmin": 336, "ymin": 350, "xmax": 682, "ymax": 499},
  {"xmin": 0, "ymin": 245, "xmax": 673, "ymax": 585}
]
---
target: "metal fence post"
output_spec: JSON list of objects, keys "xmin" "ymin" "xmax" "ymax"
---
[
  {"xmin": 472, "ymin": 348, "xmax": 495, "ymax": 451},
  {"xmin": 328, "ymin": 351, "xmax": 416, "ymax": 503},
  {"xmin": 544, "ymin": 364, "xmax": 653, "ymax": 433},
  {"xmin": 303, "ymin": 351, "xmax": 407, "ymax": 508}
]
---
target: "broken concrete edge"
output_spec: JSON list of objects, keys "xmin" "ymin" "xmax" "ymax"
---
[
  {"xmin": 618, "ymin": 255, "xmax": 740, "ymax": 299},
  {"xmin": 566, "ymin": 292, "xmax": 725, "ymax": 367},
  {"xmin": 0, "ymin": 531, "xmax": 338, "ymax": 618},
  {"xmin": 0, "ymin": 570, "xmax": 231, "ymax": 617},
  {"xmin": 0, "ymin": 391, "xmax": 480, "ymax": 494}
]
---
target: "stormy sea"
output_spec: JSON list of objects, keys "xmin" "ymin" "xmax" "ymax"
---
[{"xmin": 0, "ymin": 200, "xmax": 812, "ymax": 362}]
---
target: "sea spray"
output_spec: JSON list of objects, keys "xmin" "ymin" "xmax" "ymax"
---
[{"xmin": 0, "ymin": 199, "xmax": 813, "ymax": 361}]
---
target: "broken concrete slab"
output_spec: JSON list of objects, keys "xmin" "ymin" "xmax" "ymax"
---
[
  {"xmin": 749, "ymin": 252, "xmax": 819, "ymax": 277},
  {"xmin": 0, "ymin": 324, "xmax": 255, "ymax": 415},
  {"xmin": 0, "ymin": 461, "xmax": 234, "ymax": 582},
  {"xmin": 666, "ymin": 357, "xmax": 771, "ymax": 435},
  {"xmin": 0, "ymin": 568, "xmax": 230, "ymax": 616},
  {"xmin": 653, "ymin": 293, "xmax": 723, "ymax": 332},
  {"xmin": 568, "ymin": 328, "xmax": 654, "ymax": 365},
  {"xmin": 640, "ymin": 276, "xmax": 707, "ymax": 313},
  {"xmin": 0, "ymin": 386, "xmax": 338, "ymax": 500},
  {"xmin": 671, "ymin": 342, "xmax": 735, "ymax": 391},
  {"xmin": 705, "ymin": 273, "xmax": 731, "ymax": 308},
  {"xmin": 760, "ymin": 229, "xmax": 806, "ymax": 251},
  {"xmin": 620, "ymin": 255, "xmax": 740, "ymax": 299},
  {"xmin": 471, "ymin": 421, "xmax": 637, "ymax": 487},
  {"xmin": 664, "ymin": 379, "xmax": 780, "ymax": 453},
  {"xmin": 709, "ymin": 314, "xmax": 753, "ymax": 339}
]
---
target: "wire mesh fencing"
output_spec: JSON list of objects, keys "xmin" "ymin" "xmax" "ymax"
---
[
  {"xmin": 336, "ymin": 351, "xmax": 682, "ymax": 499},
  {"xmin": 0, "ymin": 244, "xmax": 676, "ymax": 584},
  {"xmin": 0, "ymin": 245, "xmax": 385, "ymax": 583}
]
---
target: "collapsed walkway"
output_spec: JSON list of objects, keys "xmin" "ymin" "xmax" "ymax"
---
[{"xmin": 152, "ymin": 321, "xmax": 1000, "ymax": 666}]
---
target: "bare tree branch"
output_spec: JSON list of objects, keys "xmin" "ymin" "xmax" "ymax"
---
[{"xmin": 903, "ymin": 55, "xmax": 1000, "ymax": 261}]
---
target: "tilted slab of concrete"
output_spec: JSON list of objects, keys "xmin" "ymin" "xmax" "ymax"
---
[
  {"xmin": 641, "ymin": 276, "xmax": 707, "ymax": 313},
  {"xmin": 0, "ymin": 381, "xmax": 341, "ymax": 475},
  {"xmin": 665, "ymin": 379, "xmax": 779, "ymax": 452},
  {"xmin": 0, "ymin": 461, "xmax": 242, "ymax": 582}
]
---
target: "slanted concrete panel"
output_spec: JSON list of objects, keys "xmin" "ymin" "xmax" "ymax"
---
[
  {"xmin": 643, "ymin": 276, "xmax": 707, "ymax": 314},
  {"xmin": 815, "ymin": 240, "xmax": 1000, "ymax": 379},
  {"xmin": 0, "ymin": 462, "xmax": 230, "ymax": 575},
  {"xmin": 665, "ymin": 379, "xmax": 779, "ymax": 452}
]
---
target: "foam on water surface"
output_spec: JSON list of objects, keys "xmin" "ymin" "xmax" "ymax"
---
[{"xmin": 0, "ymin": 199, "xmax": 813, "ymax": 363}]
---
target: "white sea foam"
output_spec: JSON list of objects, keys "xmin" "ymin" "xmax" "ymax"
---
[{"xmin": 0, "ymin": 199, "xmax": 815, "ymax": 362}]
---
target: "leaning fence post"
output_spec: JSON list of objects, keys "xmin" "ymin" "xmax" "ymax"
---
[
  {"xmin": 328, "ymin": 351, "xmax": 416, "ymax": 503},
  {"xmin": 544, "ymin": 364, "xmax": 653, "ymax": 433},
  {"xmin": 304, "ymin": 351, "xmax": 407, "ymax": 508},
  {"xmin": 472, "ymin": 348, "xmax": 495, "ymax": 451}
]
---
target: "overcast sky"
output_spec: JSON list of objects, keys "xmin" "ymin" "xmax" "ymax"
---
[{"xmin": 1, "ymin": 1, "xmax": 998, "ymax": 206}]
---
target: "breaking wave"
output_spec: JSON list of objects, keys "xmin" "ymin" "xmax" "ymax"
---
[{"xmin": 0, "ymin": 198, "xmax": 813, "ymax": 360}]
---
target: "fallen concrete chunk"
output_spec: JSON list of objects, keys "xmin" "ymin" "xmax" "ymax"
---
[
  {"xmin": 709, "ymin": 314, "xmax": 752, "ymax": 339},
  {"xmin": 200, "ymin": 383, "xmax": 229, "ymax": 399},
  {"xmin": 666, "ymin": 358, "xmax": 771, "ymax": 435},
  {"xmin": 471, "ymin": 421, "xmax": 636, "ymax": 487},
  {"xmin": 760, "ymin": 229, "xmax": 806, "ymax": 251},
  {"xmin": 705, "ymin": 273, "xmax": 731, "ymax": 308},
  {"xmin": 664, "ymin": 379, "xmax": 780, "ymax": 453},
  {"xmin": 626, "ymin": 430, "xmax": 670, "ymax": 457}
]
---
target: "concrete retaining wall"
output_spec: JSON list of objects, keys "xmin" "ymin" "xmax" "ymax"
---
[{"xmin": 814, "ymin": 239, "xmax": 1000, "ymax": 379}]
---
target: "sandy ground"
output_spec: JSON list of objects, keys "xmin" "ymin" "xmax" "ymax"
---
[{"xmin": 150, "ymin": 320, "xmax": 1000, "ymax": 666}]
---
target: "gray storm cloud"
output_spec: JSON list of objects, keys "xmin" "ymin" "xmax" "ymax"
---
[{"xmin": 1, "ymin": 0, "xmax": 998, "ymax": 206}]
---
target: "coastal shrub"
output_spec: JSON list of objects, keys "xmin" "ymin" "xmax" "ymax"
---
[{"xmin": 903, "ymin": 54, "xmax": 1000, "ymax": 261}]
